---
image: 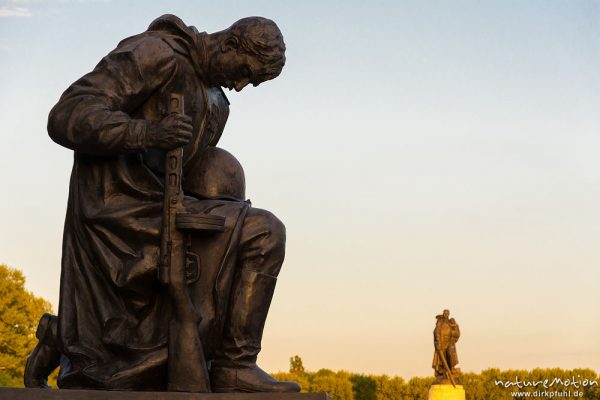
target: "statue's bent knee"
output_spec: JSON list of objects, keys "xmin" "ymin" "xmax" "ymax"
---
[
  {"xmin": 253, "ymin": 208, "xmax": 286, "ymax": 243},
  {"xmin": 239, "ymin": 208, "xmax": 286, "ymax": 277}
]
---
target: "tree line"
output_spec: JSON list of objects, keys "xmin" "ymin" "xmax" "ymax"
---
[
  {"xmin": 273, "ymin": 356, "xmax": 600, "ymax": 400},
  {"xmin": 0, "ymin": 264, "xmax": 54, "ymax": 387}
]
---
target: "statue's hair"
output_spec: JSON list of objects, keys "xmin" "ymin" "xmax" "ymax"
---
[{"xmin": 228, "ymin": 17, "xmax": 286, "ymax": 81}]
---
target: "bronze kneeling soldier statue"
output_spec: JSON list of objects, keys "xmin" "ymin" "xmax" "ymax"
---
[{"xmin": 25, "ymin": 15, "xmax": 299, "ymax": 393}]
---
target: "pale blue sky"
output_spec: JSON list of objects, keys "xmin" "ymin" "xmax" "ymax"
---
[{"xmin": 0, "ymin": 0, "xmax": 599, "ymax": 378}]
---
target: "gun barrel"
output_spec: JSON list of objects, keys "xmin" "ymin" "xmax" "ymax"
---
[{"xmin": 158, "ymin": 94, "xmax": 185, "ymax": 285}]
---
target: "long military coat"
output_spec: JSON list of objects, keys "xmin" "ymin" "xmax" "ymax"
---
[
  {"xmin": 432, "ymin": 317, "xmax": 460, "ymax": 374},
  {"xmin": 48, "ymin": 15, "xmax": 247, "ymax": 389}
]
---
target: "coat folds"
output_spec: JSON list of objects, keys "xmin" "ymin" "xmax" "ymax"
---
[{"xmin": 48, "ymin": 15, "xmax": 247, "ymax": 389}]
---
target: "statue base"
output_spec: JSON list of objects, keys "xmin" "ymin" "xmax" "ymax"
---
[
  {"xmin": 0, "ymin": 388, "xmax": 331, "ymax": 400},
  {"xmin": 428, "ymin": 384, "xmax": 465, "ymax": 400}
]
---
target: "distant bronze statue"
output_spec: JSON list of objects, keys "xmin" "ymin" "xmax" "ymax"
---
[
  {"xmin": 24, "ymin": 14, "xmax": 300, "ymax": 393},
  {"xmin": 432, "ymin": 309, "xmax": 461, "ymax": 385}
]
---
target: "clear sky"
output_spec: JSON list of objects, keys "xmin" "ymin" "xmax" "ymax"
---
[{"xmin": 0, "ymin": 0, "xmax": 599, "ymax": 379}]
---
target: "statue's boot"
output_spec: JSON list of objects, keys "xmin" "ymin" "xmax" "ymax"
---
[
  {"xmin": 24, "ymin": 313, "xmax": 61, "ymax": 388},
  {"xmin": 210, "ymin": 270, "xmax": 300, "ymax": 393}
]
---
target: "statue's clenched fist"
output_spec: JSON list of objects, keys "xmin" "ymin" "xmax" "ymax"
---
[{"xmin": 146, "ymin": 113, "xmax": 193, "ymax": 150}]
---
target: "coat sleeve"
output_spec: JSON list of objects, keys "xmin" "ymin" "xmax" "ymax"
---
[{"xmin": 48, "ymin": 36, "xmax": 177, "ymax": 155}]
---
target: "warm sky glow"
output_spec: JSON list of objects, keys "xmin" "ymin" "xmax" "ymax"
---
[{"xmin": 0, "ymin": 0, "xmax": 599, "ymax": 379}]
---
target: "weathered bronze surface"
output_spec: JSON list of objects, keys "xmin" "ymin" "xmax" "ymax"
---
[
  {"xmin": 432, "ymin": 309, "xmax": 461, "ymax": 385},
  {"xmin": 24, "ymin": 14, "xmax": 299, "ymax": 393}
]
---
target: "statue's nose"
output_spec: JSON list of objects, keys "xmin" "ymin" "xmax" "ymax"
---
[{"xmin": 235, "ymin": 79, "xmax": 250, "ymax": 92}]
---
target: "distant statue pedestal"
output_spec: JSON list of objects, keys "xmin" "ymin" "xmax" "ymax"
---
[{"xmin": 428, "ymin": 384, "xmax": 466, "ymax": 400}]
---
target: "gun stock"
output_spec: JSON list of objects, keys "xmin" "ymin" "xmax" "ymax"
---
[{"xmin": 159, "ymin": 94, "xmax": 210, "ymax": 392}]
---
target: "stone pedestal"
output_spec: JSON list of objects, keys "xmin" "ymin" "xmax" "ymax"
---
[
  {"xmin": 0, "ymin": 388, "xmax": 331, "ymax": 400},
  {"xmin": 428, "ymin": 384, "xmax": 465, "ymax": 400}
]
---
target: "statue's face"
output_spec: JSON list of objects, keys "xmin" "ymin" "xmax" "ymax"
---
[
  {"xmin": 208, "ymin": 46, "xmax": 268, "ymax": 92},
  {"xmin": 443, "ymin": 310, "xmax": 449, "ymax": 318}
]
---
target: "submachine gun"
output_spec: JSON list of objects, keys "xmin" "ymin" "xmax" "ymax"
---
[{"xmin": 158, "ymin": 94, "xmax": 225, "ymax": 392}]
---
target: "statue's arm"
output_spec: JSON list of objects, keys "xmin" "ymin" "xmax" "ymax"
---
[
  {"xmin": 47, "ymin": 37, "xmax": 176, "ymax": 155},
  {"xmin": 434, "ymin": 327, "xmax": 441, "ymax": 350}
]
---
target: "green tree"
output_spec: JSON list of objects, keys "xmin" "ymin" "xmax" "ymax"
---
[
  {"xmin": 0, "ymin": 264, "xmax": 53, "ymax": 387},
  {"xmin": 406, "ymin": 376, "xmax": 434, "ymax": 400},
  {"xmin": 371, "ymin": 374, "xmax": 407, "ymax": 400},
  {"xmin": 350, "ymin": 374, "xmax": 377, "ymax": 400},
  {"xmin": 310, "ymin": 369, "xmax": 354, "ymax": 400},
  {"xmin": 461, "ymin": 371, "xmax": 485, "ymax": 400},
  {"xmin": 474, "ymin": 368, "xmax": 510, "ymax": 400}
]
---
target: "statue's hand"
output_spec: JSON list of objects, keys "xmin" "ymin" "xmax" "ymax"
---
[{"xmin": 146, "ymin": 114, "xmax": 193, "ymax": 150}]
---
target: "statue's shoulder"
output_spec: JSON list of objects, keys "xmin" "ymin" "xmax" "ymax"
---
[
  {"xmin": 112, "ymin": 14, "xmax": 196, "ymax": 60},
  {"xmin": 110, "ymin": 31, "xmax": 176, "ymax": 63},
  {"xmin": 435, "ymin": 316, "xmax": 452, "ymax": 330}
]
